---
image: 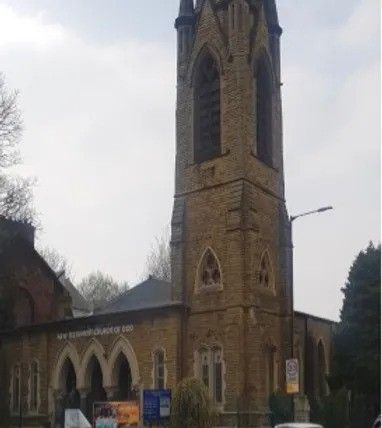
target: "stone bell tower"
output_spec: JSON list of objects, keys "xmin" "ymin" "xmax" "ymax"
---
[{"xmin": 171, "ymin": 0, "xmax": 293, "ymax": 423}]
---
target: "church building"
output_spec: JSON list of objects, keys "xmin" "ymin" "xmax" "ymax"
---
[{"xmin": 0, "ymin": 1, "xmax": 336, "ymax": 427}]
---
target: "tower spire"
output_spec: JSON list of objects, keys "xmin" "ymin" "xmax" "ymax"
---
[
  {"xmin": 179, "ymin": 0, "xmax": 194, "ymax": 17},
  {"xmin": 175, "ymin": 0, "xmax": 195, "ymax": 65}
]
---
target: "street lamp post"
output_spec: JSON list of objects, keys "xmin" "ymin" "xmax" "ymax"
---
[{"xmin": 289, "ymin": 206, "xmax": 333, "ymax": 419}]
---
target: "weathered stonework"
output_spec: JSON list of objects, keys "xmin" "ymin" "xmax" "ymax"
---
[
  {"xmin": 0, "ymin": 2, "xmax": 337, "ymax": 427},
  {"xmin": 171, "ymin": 0, "xmax": 291, "ymax": 422}
]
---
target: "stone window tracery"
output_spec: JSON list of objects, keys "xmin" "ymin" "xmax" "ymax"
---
[
  {"xmin": 198, "ymin": 248, "xmax": 222, "ymax": 290},
  {"xmin": 259, "ymin": 252, "xmax": 274, "ymax": 290},
  {"xmin": 194, "ymin": 51, "xmax": 221, "ymax": 163},
  {"xmin": 197, "ymin": 347, "xmax": 224, "ymax": 406}
]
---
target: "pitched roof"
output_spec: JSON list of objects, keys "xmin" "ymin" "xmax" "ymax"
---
[{"xmin": 96, "ymin": 277, "xmax": 174, "ymax": 315}]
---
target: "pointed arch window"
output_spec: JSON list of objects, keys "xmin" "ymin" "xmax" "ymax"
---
[
  {"xmin": 29, "ymin": 360, "xmax": 39, "ymax": 412},
  {"xmin": 317, "ymin": 340, "xmax": 327, "ymax": 398},
  {"xmin": 265, "ymin": 345, "xmax": 277, "ymax": 397},
  {"xmin": 259, "ymin": 252, "xmax": 274, "ymax": 290},
  {"xmin": 256, "ymin": 58, "xmax": 273, "ymax": 166},
  {"xmin": 12, "ymin": 365, "xmax": 21, "ymax": 413},
  {"xmin": 153, "ymin": 349, "xmax": 166, "ymax": 389},
  {"xmin": 198, "ymin": 248, "xmax": 222, "ymax": 290},
  {"xmin": 197, "ymin": 347, "xmax": 224, "ymax": 406},
  {"xmin": 11, "ymin": 364, "xmax": 21, "ymax": 414},
  {"xmin": 194, "ymin": 51, "xmax": 221, "ymax": 163}
]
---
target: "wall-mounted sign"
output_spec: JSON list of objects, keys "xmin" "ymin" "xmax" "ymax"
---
[
  {"xmin": 143, "ymin": 389, "xmax": 172, "ymax": 423},
  {"xmin": 286, "ymin": 358, "xmax": 300, "ymax": 394},
  {"xmin": 93, "ymin": 401, "xmax": 139, "ymax": 428},
  {"xmin": 57, "ymin": 324, "xmax": 134, "ymax": 340}
]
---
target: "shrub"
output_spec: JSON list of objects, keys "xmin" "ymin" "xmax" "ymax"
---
[
  {"xmin": 171, "ymin": 377, "xmax": 213, "ymax": 428},
  {"xmin": 269, "ymin": 392, "xmax": 293, "ymax": 426}
]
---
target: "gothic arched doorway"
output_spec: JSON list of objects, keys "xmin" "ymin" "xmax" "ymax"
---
[
  {"xmin": 113, "ymin": 353, "xmax": 134, "ymax": 400},
  {"xmin": 85, "ymin": 356, "xmax": 107, "ymax": 420},
  {"xmin": 63, "ymin": 358, "xmax": 80, "ymax": 408}
]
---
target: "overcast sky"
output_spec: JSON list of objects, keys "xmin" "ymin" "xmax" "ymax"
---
[{"xmin": 0, "ymin": 0, "xmax": 380, "ymax": 320}]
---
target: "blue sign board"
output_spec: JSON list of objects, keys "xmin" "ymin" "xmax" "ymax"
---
[{"xmin": 143, "ymin": 389, "xmax": 171, "ymax": 423}]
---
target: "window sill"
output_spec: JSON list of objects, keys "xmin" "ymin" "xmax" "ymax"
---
[{"xmin": 195, "ymin": 284, "xmax": 224, "ymax": 295}]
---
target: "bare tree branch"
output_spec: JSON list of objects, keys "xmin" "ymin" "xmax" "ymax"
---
[
  {"xmin": 0, "ymin": 73, "xmax": 36, "ymax": 225},
  {"xmin": 77, "ymin": 271, "xmax": 129, "ymax": 311},
  {"xmin": 144, "ymin": 227, "xmax": 171, "ymax": 282},
  {"xmin": 37, "ymin": 245, "xmax": 73, "ymax": 279},
  {"xmin": 0, "ymin": 73, "xmax": 22, "ymax": 168},
  {"xmin": 0, "ymin": 175, "xmax": 36, "ymax": 224}
]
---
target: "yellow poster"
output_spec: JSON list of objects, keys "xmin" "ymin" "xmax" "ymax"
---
[{"xmin": 94, "ymin": 401, "xmax": 140, "ymax": 428}]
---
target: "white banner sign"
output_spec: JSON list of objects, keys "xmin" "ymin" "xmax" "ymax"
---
[
  {"xmin": 57, "ymin": 324, "xmax": 134, "ymax": 340},
  {"xmin": 65, "ymin": 409, "xmax": 91, "ymax": 428}
]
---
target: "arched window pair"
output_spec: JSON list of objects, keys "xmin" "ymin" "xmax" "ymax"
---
[
  {"xmin": 197, "ymin": 347, "xmax": 224, "ymax": 405},
  {"xmin": 194, "ymin": 51, "xmax": 221, "ymax": 163},
  {"xmin": 153, "ymin": 349, "xmax": 166, "ymax": 389},
  {"xmin": 10, "ymin": 362, "xmax": 38, "ymax": 414}
]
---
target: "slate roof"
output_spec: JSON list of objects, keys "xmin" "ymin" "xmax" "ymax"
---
[{"xmin": 96, "ymin": 277, "xmax": 175, "ymax": 315}]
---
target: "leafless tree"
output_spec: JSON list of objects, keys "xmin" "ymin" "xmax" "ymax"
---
[
  {"xmin": 144, "ymin": 227, "xmax": 171, "ymax": 282},
  {"xmin": 78, "ymin": 271, "xmax": 129, "ymax": 310},
  {"xmin": 37, "ymin": 245, "xmax": 73, "ymax": 279},
  {"xmin": 0, "ymin": 73, "xmax": 36, "ymax": 224}
]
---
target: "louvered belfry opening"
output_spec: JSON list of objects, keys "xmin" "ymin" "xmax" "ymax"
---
[{"xmin": 194, "ymin": 52, "xmax": 221, "ymax": 163}]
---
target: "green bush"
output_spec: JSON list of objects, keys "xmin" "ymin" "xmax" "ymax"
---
[
  {"xmin": 269, "ymin": 392, "xmax": 293, "ymax": 427},
  {"xmin": 171, "ymin": 377, "xmax": 213, "ymax": 428},
  {"xmin": 310, "ymin": 389, "xmax": 350, "ymax": 428}
]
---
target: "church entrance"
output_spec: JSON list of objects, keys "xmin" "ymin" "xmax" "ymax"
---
[
  {"xmin": 55, "ymin": 358, "xmax": 80, "ymax": 426},
  {"xmin": 63, "ymin": 359, "xmax": 80, "ymax": 409},
  {"xmin": 113, "ymin": 352, "xmax": 134, "ymax": 400},
  {"xmin": 85, "ymin": 356, "xmax": 107, "ymax": 420}
]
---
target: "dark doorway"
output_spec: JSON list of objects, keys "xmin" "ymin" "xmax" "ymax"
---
[
  {"xmin": 115, "ymin": 353, "xmax": 133, "ymax": 400},
  {"xmin": 86, "ymin": 357, "xmax": 107, "ymax": 420},
  {"xmin": 64, "ymin": 359, "xmax": 80, "ymax": 408},
  {"xmin": 118, "ymin": 358, "xmax": 132, "ymax": 400},
  {"xmin": 57, "ymin": 359, "xmax": 80, "ymax": 426}
]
